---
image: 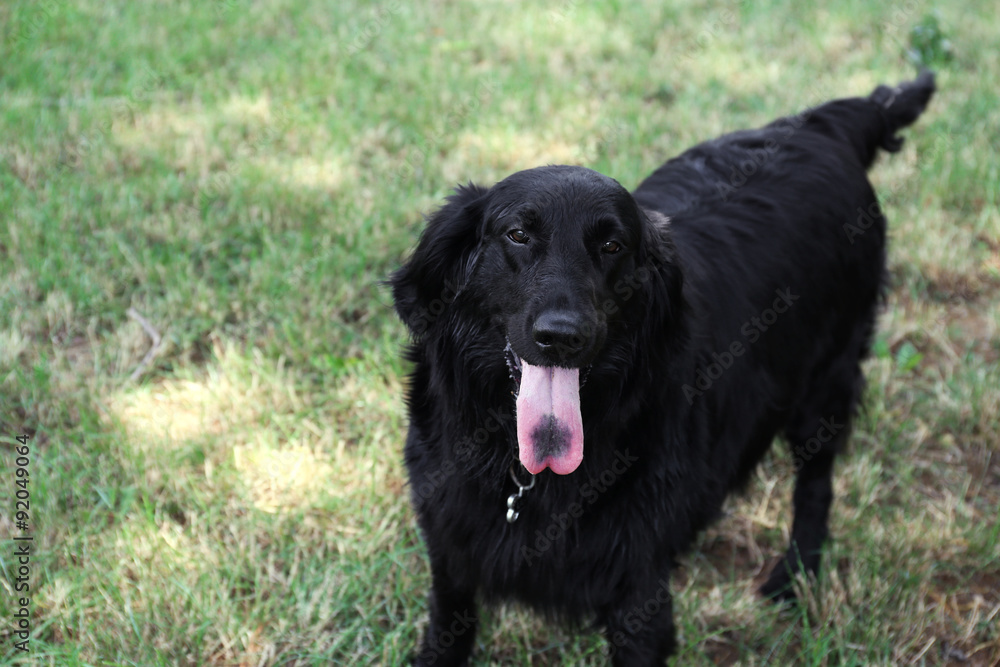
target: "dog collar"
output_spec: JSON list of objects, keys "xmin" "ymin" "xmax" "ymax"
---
[{"xmin": 506, "ymin": 464, "xmax": 536, "ymax": 523}]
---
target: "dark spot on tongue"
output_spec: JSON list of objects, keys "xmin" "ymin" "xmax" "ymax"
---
[{"xmin": 531, "ymin": 414, "xmax": 572, "ymax": 464}]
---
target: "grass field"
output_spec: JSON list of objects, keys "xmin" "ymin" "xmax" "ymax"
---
[{"xmin": 1, "ymin": 0, "xmax": 998, "ymax": 665}]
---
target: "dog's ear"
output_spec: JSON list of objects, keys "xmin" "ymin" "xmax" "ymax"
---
[
  {"xmin": 638, "ymin": 208, "xmax": 679, "ymax": 276},
  {"xmin": 638, "ymin": 208, "xmax": 687, "ymax": 339},
  {"xmin": 391, "ymin": 183, "xmax": 490, "ymax": 336}
]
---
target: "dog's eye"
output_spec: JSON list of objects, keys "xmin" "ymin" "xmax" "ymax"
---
[
  {"xmin": 507, "ymin": 229, "xmax": 529, "ymax": 244},
  {"xmin": 601, "ymin": 240, "xmax": 622, "ymax": 254}
]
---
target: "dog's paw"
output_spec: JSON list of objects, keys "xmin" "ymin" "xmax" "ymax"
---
[
  {"xmin": 411, "ymin": 650, "xmax": 469, "ymax": 667},
  {"xmin": 759, "ymin": 560, "xmax": 800, "ymax": 604}
]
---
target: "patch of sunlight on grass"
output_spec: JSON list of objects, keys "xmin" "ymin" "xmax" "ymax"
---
[
  {"xmin": 113, "ymin": 93, "xmax": 302, "ymax": 178},
  {"xmin": 326, "ymin": 370, "xmax": 408, "ymax": 505},
  {"xmin": 218, "ymin": 94, "xmax": 276, "ymax": 124},
  {"xmin": 39, "ymin": 517, "xmax": 214, "ymax": 630},
  {"xmin": 0, "ymin": 326, "xmax": 30, "ymax": 366},
  {"xmin": 118, "ymin": 517, "xmax": 215, "ymax": 578},
  {"xmin": 894, "ymin": 206, "xmax": 981, "ymax": 277},
  {"xmin": 234, "ymin": 436, "xmax": 335, "ymax": 512},
  {"xmin": 493, "ymin": 3, "xmax": 620, "ymax": 61},
  {"xmin": 106, "ymin": 341, "xmax": 406, "ymax": 513},
  {"xmin": 115, "ymin": 104, "xmax": 217, "ymax": 169},
  {"xmin": 842, "ymin": 69, "xmax": 883, "ymax": 99},
  {"xmin": 261, "ymin": 154, "xmax": 357, "ymax": 192},
  {"xmin": 704, "ymin": 53, "xmax": 776, "ymax": 97},
  {"xmin": 111, "ymin": 374, "xmax": 252, "ymax": 445},
  {"xmin": 106, "ymin": 343, "xmax": 301, "ymax": 446},
  {"xmin": 444, "ymin": 127, "xmax": 589, "ymax": 178}
]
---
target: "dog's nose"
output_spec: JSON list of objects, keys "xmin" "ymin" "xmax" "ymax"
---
[{"xmin": 533, "ymin": 311, "xmax": 587, "ymax": 356}]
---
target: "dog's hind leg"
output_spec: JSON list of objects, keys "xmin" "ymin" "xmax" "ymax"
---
[
  {"xmin": 761, "ymin": 351, "xmax": 864, "ymax": 602},
  {"xmin": 760, "ymin": 425, "xmax": 846, "ymax": 602}
]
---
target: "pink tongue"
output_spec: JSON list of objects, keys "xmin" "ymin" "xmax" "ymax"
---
[{"xmin": 515, "ymin": 362, "xmax": 584, "ymax": 475}]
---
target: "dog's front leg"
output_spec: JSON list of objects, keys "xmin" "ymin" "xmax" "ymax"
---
[
  {"xmin": 413, "ymin": 553, "xmax": 478, "ymax": 667},
  {"xmin": 602, "ymin": 574, "xmax": 677, "ymax": 666}
]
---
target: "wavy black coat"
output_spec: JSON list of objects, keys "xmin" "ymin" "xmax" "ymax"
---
[{"xmin": 391, "ymin": 72, "xmax": 935, "ymax": 666}]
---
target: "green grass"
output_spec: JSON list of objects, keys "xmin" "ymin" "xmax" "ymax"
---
[{"xmin": 1, "ymin": 0, "xmax": 999, "ymax": 665}]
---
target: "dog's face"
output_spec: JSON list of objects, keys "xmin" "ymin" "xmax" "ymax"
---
[
  {"xmin": 481, "ymin": 167, "xmax": 645, "ymax": 367},
  {"xmin": 393, "ymin": 166, "xmax": 677, "ymax": 475}
]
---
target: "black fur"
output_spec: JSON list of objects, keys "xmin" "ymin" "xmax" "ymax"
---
[{"xmin": 391, "ymin": 72, "xmax": 935, "ymax": 666}]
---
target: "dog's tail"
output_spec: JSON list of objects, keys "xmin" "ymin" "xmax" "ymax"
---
[
  {"xmin": 867, "ymin": 70, "xmax": 936, "ymax": 154},
  {"xmin": 854, "ymin": 70, "xmax": 936, "ymax": 167}
]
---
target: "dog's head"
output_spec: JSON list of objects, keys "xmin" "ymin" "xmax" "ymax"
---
[{"xmin": 392, "ymin": 166, "xmax": 683, "ymax": 475}]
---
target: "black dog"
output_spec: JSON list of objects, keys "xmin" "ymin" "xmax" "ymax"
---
[{"xmin": 392, "ymin": 72, "xmax": 935, "ymax": 665}]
